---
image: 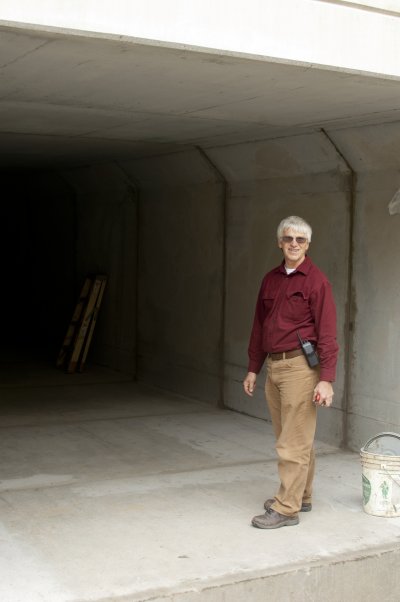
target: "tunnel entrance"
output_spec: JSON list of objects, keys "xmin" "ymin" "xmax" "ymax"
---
[
  {"xmin": 0, "ymin": 156, "xmax": 225, "ymax": 409},
  {"xmin": 0, "ymin": 165, "xmax": 137, "ymax": 390},
  {"xmin": 1, "ymin": 15, "xmax": 400, "ymax": 600},
  {"xmin": 2, "ymin": 21, "xmax": 400, "ymax": 448}
]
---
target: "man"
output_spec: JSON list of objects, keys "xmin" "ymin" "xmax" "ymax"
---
[{"xmin": 243, "ymin": 216, "xmax": 338, "ymax": 529}]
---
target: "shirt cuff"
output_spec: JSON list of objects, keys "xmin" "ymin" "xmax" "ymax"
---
[
  {"xmin": 248, "ymin": 358, "xmax": 266, "ymax": 374},
  {"xmin": 319, "ymin": 368, "xmax": 336, "ymax": 382}
]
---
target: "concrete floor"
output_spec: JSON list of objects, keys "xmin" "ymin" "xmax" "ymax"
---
[{"xmin": 1, "ymin": 363, "xmax": 400, "ymax": 602}]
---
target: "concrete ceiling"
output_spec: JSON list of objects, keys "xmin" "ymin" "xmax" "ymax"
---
[{"xmin": 1, "ymin": 23, "xmax": 400, "ymax": 169}]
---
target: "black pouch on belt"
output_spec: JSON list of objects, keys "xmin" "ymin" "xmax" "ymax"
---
[{"xmin": 297, "ymin": 331, "xmax": 319, "ymax": 368}]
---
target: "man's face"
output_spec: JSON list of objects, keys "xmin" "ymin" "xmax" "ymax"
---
[{"xmin": 278, "ymin": 227, "xmax": 309, "ymax": 268}]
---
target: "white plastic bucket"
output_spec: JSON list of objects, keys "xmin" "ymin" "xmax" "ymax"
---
[{"xmin": 360, "ymin": 432, "xmax": 400, "ymax": 517}]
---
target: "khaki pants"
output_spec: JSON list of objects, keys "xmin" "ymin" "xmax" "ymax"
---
[{"xmin": 265, "ymin": 354, "xmax": 320, "ymax": 516}]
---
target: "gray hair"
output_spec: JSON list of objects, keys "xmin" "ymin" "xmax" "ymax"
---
[{"xmin": 277, "ymin": 216, "xmax": 312, "ymax": 242}]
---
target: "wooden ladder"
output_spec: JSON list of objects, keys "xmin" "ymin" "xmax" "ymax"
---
[{"xmin": 57, "ymin": 274, "xmax": 107, "ymax": 373}]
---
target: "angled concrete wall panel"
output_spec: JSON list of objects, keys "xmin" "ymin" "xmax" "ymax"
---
[
  {"xmin": 208, "ymin": 133, "xmax": 351, "ymax": 445},
  {"xmin": 331, "ymin": 123, "xmax": 400, "ymax": 450},
  {"xmin": 121, "ymin": 150, "xmax": 225, "ymax": 403}
]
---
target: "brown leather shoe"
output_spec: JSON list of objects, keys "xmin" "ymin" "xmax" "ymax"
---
[
  {"xmin": 264, "ymin": 498, "xmax": 312, "ymax": 513},
  {"xmin": 252, "ymin": 507, "xmax": 299, "ymax": 529}
]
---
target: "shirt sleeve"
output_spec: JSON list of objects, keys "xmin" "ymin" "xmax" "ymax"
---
[
  {"xmin": 247, "ymin": 281, "xmax": 268, "ymax": 373},
  {"xmin": 310, "ymin": 280, "xmax": 339, "ymax": 382}
]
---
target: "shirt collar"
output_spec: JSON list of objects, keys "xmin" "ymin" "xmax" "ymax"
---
[{"xmin": 276, "ymin": 255, "xmax": 311, "ymax": 275}]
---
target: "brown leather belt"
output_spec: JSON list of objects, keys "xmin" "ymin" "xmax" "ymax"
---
[{"xmin": 268, "ymin": 349, "xmax": 303, "ymax": 361}]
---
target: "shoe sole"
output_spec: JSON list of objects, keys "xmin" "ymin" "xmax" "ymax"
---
[
  {"xmin": 264, "ymin": 499, "xmax": 312, "ymax": 513},
  {"xmin": 252, "ymin": 516, "xmax": 299, "ymax": 529}
]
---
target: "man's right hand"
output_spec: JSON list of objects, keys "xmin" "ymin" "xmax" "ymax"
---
[{"xmin": 243, "ymin": 372, "xmax": 257, "ymax": 396}]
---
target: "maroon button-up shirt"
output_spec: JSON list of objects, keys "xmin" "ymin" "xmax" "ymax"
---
[{"xmin": 247, "ymin": 256, "xmax": 338, "ymax": 382}]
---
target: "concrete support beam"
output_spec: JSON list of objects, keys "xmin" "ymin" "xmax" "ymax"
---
[{"xmin": 2, "ymin": 0, "xmax": 400, "ymax": 77}]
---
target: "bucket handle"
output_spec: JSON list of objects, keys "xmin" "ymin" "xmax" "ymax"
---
[{"xmin": 363, "ymin": 432, "xmax": 400, "ymax": 452}]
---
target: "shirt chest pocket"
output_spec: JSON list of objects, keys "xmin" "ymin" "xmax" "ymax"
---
[
  {"xmin": 262, "ymin": 293, "xmax": 275, "ymax": 315},
  {"xmin": 285, "ymin": 290, "xmax": 310, "ymax": 321}
]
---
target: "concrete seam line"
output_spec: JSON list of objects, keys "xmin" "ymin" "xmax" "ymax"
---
[
  {"xmin": 320, "ymin": 129, "xmax": 356, "ymax": 451},
  {"xmin": 195, "ymin": 146, "xmax": 228, "ymax": 410},
  {"xmin": 113, "ymin": 161, "xmax": 141, "ymax": 380}
]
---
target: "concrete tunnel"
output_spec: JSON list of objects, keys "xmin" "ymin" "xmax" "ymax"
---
[{"xmin": 2, "ymin": 22, "xmax": 400, "ymax": 454}]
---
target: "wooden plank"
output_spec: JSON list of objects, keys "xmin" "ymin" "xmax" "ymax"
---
[
  {"xmin": 67, "ymin": 277, "xmax": 103, "ymax": 373},
  {"xmin": 56, "ymin": 277, "xmax": 92, "ymax": 368},
  {"xmin": 78, "ymin": 276, "xmax": 107, "ymax": 372}
]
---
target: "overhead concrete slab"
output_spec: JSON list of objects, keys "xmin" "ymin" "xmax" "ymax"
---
[
  {"xmin": 2, "ymin": 0, "xmax": 400, "ymax": 77},
  {"xmin": 1, "ymin": 375, "xmax": 400, "ymax": 602},
  {"xmin": 1, "ymin": 23, "xmax": 400, "ymax": 167}
]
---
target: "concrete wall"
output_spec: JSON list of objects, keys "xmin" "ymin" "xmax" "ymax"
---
[
  {"xmin": 68, "ymin": 137, "xmax": 349, "ymax": 445},
  {"xmin": 62, "ymin": 164, "xmax": 138, "ymax": 375},
  {"xmin": 116, "ymin": 124, "xmax": 400, "ymax": 450},
  {"xmin": 120, "ymin": 150, "xmax": 225, "ymax": 403},
  {"xmin": 50, "ymin": 136, "xmax": 351, "ymax": 445},
  {"xmin": 207, "ymin": 133, "xmax": 351, "ymax": 445},
  {"xmin": 330, "ymin": 122, "xmax": 400, "ymax": 450},
  {"xmin": 15, "ymin": 121, "xmax": 400, "ymax": 451}
]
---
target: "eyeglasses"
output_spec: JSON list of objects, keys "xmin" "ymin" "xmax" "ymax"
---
[{"xmin": 281, "ymin": 236, "xmax": 308, "ymax": 244}]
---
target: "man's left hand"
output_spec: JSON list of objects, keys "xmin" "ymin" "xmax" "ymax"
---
[{"xmin": 313, "ymin": 381, "xmax": 334, "ymax": 407}]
